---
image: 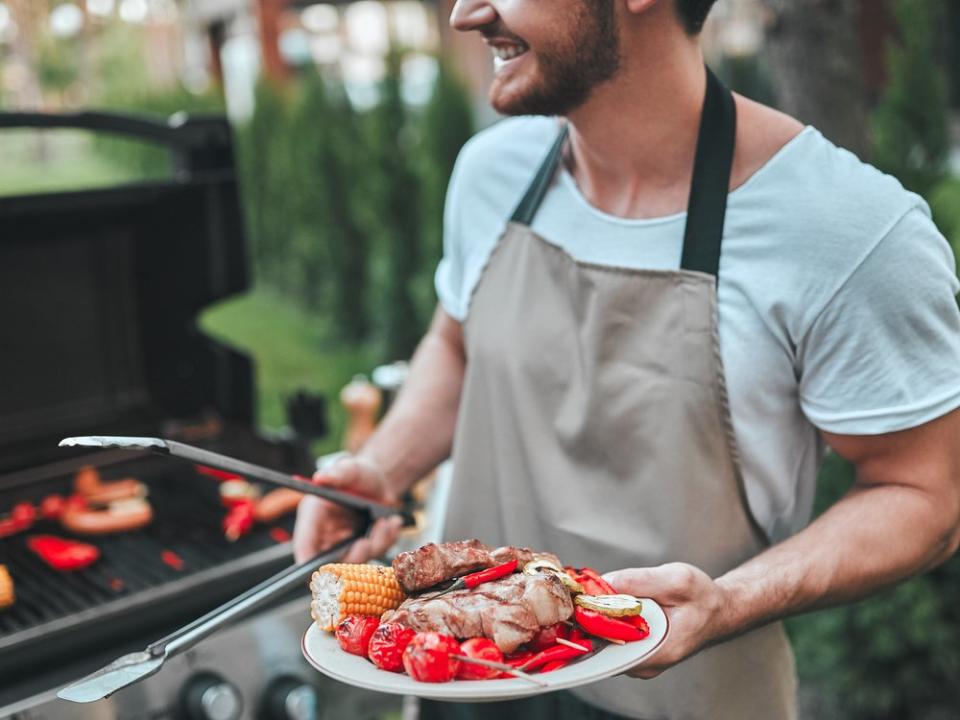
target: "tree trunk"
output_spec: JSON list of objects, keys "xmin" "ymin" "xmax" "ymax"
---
[{"xmin": 762, "ymin": 0, "xmax": 871, "ymax": 159}]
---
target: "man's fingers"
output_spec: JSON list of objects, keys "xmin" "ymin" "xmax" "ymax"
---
[
  {"xmin": 604, "ymin": 563, "xmax": 703, "ymax": 603},
  {"xmin": 368, "ymin": 515, "xmax": 404, "ymax": 556}
]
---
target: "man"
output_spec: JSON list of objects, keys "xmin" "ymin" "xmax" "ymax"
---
[{"xmin": 295, "ymin": 1, "xmax": 960, "ymax": 717}]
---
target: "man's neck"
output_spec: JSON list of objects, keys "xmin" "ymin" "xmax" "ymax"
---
[{"xmin": 565, "ymin": 39, "xmax": 709, "ymax": 219}]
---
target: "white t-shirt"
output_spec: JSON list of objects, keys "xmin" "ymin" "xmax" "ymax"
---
[{"xmin": 435, "ymin": 116, "xmax": 960, "ymax": 542}]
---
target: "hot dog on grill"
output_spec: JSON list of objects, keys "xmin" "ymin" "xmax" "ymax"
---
[{"xmin": 61, "ymin": 497, "xmax": 153, "ymax": 535}]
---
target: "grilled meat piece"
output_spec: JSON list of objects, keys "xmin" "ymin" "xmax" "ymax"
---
[
  {"xmin": 381, "ymin": 573, "xmax": 574, "ymax": 653},
  {"xmin": 392, "ymin": 539, "xmax": 560, "ymax": 593}
]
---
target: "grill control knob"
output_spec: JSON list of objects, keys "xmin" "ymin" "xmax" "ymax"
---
[
  {"xmin": 182, "ymin": 673, "xmax": 243, "ymax": 720},
  {"xmin": 262, "ymin": 676, "xmax": 320, "ymax": 720}
]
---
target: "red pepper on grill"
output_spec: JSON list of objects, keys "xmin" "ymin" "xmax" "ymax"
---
[
  {"xmin": 223, "ymin": 499, "xmax": 255, "ymax": 541},
  {"xmin": 195, "ymin": 465, "xmax": 244, "ymax": 482},
  {"xmin": 27, "ymin": 535, "xmax": 100, "ymax": 571},
  {"xmin": 161, "ymin": 550, "xmax": 185, "ymax": 571},
  {"xmin": 40, "ymin": 494, "xmax": 66, "ymax": 521},
  {"xmin": 269, "ymin": 527, "xmax": 292, "ymax": 543},
  {"xmin": 575, "ymin": 607, "xmax": 649, "ymax": 642},
  {"xmin": 431, "ymin": 559, "xmax": 519, "ymax": 599}
]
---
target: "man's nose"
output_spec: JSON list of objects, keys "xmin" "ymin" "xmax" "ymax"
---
[{"xmin": 450, "ymin": 0, "xmax": 498, "ymax": 32}]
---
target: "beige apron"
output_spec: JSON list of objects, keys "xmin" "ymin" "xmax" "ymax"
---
[{"xmin": 442, "ymin": 70, "xmax": 797, "ymax": 719}]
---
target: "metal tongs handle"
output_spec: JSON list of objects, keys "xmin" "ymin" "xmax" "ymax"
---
[
  {"xmin": 58, "ymin": 533, "xmax": 363, "ymax": 703},
  {"xmin": 153, "ymin": 533, "xmax": 361, "ymax": 657},
  {"xmin": 59, "ymin": 435, "xmax": 415, "ymax": 527}
]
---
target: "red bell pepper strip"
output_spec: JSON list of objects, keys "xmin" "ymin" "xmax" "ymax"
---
[
  {"xmin": 431, "ymin": 559, "xmax": 519, "ymax": 598},
  {"xmin": 520, "ymin": 638, "xmax": 593, "ymax": 672},
  {"xmin": 575, "ymin": 607, "xmax": 648, "ymax": 642},
  {"xmin": 467, "ymin": 558, "xmax": 519, "ymax": 588},
  {"xmin": 624, "ymin": 614, "xmax": 651, "ymax": 638},
  {"xmin": 540, "ymin": 659, "xmax": 571, "ymax": 673},
  {"xmin": 566, "ymin": 566, "xmax": 618, "ymax": 596},
  {"xmin": 27, "ymin": 535, "xmax": 100, "ymax": 571}
]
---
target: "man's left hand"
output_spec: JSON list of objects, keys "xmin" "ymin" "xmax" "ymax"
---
[{"xmin": 604, "ymin": 564, "xmax": 733, "ymax": 679}]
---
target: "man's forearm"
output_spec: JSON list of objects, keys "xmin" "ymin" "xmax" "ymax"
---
[
  {"xmin": 714, "ymin": 480, "xmax": 960, "ymax": 641},
  {"xmin": 358, "ymin": 309, "xmax": 466, "ymax": 496}
]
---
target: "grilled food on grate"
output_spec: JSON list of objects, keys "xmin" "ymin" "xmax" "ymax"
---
[
  {"xmin": 391, "ymin": 539, "xmax": 560, "ymax": 593},
  {"xmin": 310, "ymin": 563, "xmax": 405, "ymax": 631},
  {"xmin": 0, "ymin": 564, "xmax": 13, "ymax": 609}
]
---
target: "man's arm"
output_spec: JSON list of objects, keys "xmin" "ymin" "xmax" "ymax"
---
[
  {"xmin": 608, "ymin": 408, "xmax": 960, "ymax": 678},
  {"xmin": 361, "ymin": 306, "xmax": 467, "ymax": 495},
  {"xmin": 293, "ymin": 306, "xmax": 465, "ymax": 563}
]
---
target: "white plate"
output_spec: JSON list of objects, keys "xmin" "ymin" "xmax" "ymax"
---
[{"xmin": 301, "ymin": 599, "xmax": 669, "ymax": 702}]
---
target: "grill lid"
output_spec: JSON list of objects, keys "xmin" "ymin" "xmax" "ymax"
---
[{"xmin": 0, "ymin": 112, "xmax": 252, "ymax": 474}]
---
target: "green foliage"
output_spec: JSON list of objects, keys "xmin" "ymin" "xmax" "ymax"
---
[
  {"xmin": 238, "ymin": 79, "xmax": 296, "ymax": 288},
  {"xmin": 872, "ymin": 0, "xmax": 950, "ymax": 196},
  {"xmin": 367, "ymin": 51, "xmax": 425, "ymax": 361},
  {"xmin": 36, "ymin": 35, "xmax": 79, "ymax": 96},
  {"xmin": 929, "ymin": 177, "xmax": 960, "ymax": 262},
  {"xmin": 233, "ymin": 55, "xmax": 475, "ymax": 362},
  {"xmin": 200, "ymin": 288, "xmax": 376, "ymax": 455},
  {"xmin": 288, "ymin": 73, "xmax": 371, "ymax": 341},
  {"xmin": 789, "ymin": 450, "xmax": 960, "ymax": 719}
]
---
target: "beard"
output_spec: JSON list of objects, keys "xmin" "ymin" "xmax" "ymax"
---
[{"xmin": 489, "ymin": 3, "xmax": 621, "ymax": 117}]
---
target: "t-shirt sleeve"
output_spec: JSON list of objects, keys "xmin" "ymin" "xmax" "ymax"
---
[
  {"xmin": 798, "ymin": 205, "xmax": 960, "ymax": 435},
  {"xmin": 434, "ymin": 151, "xmax": 468, "ymax": 322}
]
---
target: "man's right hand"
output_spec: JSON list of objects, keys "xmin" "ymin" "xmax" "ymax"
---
[{"xmin": 292, "ymin": 455, "xmax": 403, "ymax": 564}]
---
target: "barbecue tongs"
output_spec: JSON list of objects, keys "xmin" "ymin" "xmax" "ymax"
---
[{"xmin": 57, "ymin": 436, "xmax": 412, "ymax": 703}]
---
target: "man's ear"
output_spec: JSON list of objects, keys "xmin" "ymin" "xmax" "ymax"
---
[{"xmin": 624, "ymin": 0, "xmax": 662, "ymax": 16}]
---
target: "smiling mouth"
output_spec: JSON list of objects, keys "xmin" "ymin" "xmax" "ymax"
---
[{"xmin": 487, "ymin": 39, "xmax": 529, "ymax": 65}]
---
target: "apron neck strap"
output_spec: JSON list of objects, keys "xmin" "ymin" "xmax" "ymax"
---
[
  {"xmin": 509, "ymin": 67, "xmax": 737, "ymax": 278},
  {"xmin": 680, "ymin": 67, "xmax": 737, "ymax": 276},
  {"xmin": 510, "ymin": 123, "xmax": 569, "ymax": 226}
]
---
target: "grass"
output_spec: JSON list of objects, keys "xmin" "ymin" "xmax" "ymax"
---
[
  {"xmin": 200, "ymin": 288, "xmax": 378, "ymax": 456},
  {"xmin": 0, "ymin": 130, "xmax": 147, "ymax": 197}
]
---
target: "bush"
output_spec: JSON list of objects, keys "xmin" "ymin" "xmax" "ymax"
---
[
  {"xmin": 232, "ymin": 55, "xmax": 474, "ymax": 361},
  {"xmin": 789, "ymin": 452, "xmax": 960, "ymax": 719},
  {"xmin": 872, "ymin": 0, "xmax": 950, "ymax": 196}
]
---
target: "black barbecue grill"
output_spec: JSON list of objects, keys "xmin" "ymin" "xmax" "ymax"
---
[{"xmin": 0, "ymin": 113, "xmax": 320, "ymax": 701}]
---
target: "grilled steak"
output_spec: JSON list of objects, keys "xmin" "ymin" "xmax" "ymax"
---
[
  {"xmin": 381, "ymin": 573, "xmax": 574, "ymax": 653},
  {"xmin": 392, "ymin": 539, "xmax": 561, "ymax": 593}
]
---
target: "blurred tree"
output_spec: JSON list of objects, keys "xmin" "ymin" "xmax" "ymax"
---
[
  {"xmin": 416, "ymin": 58, "xmax": 475, "ymax": 319},
  {"xmin": 762, "ymin": 0, "xmax": 870, "ymax": 158},
  {"xmin": 36, "ymin": 36, "xmax": 79, "ymax": 104},
  {"xmin": 290, "ymin": 73, "xmax": 371, "ymax": 342},
  {"xmin": 872, "ymin": 0, "xmax": 950, "ymax": 196},
  {"xmin": 238, "ymin": 79, "xmax": 296, "ymax": 288},
  {"xmin": 367, "ymin": 50, "xmax": 425, "ymax": 361}
]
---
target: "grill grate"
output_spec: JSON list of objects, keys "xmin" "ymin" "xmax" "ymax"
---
[{"xmin": 0, "ymin": 454, "xmax": 296, "ymax": 653}]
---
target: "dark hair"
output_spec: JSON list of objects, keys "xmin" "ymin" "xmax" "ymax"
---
[{"xmin": 675, "ymin": 0, "xmax": 720, "ymax": 34}]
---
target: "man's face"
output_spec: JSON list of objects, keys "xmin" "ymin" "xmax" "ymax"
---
[{"xmin": 450, "ymin": 0, "xmax": 621, "ymax": 116}]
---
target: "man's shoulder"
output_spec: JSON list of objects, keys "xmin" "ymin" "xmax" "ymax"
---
[
  {"xmin": 453, "ymin": 116, "xmax": 560, "ymax": 189},
  {"xmin": 741, "ymin": 123, "xmax": 928, "ymax": 246}
]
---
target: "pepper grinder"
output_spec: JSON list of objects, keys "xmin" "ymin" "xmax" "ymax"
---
[{"xmin": 340, "ymin": 374, "xmax": 382, "ymax": 454}]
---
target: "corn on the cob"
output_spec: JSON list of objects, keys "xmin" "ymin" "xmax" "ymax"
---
[
  {"xmin": 310, "ymin": 563, "xmax": 405, "ymax": 632},
  {"xmin": 0, "ymin": 564, "xmax": 14, "ymax": 610}
]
